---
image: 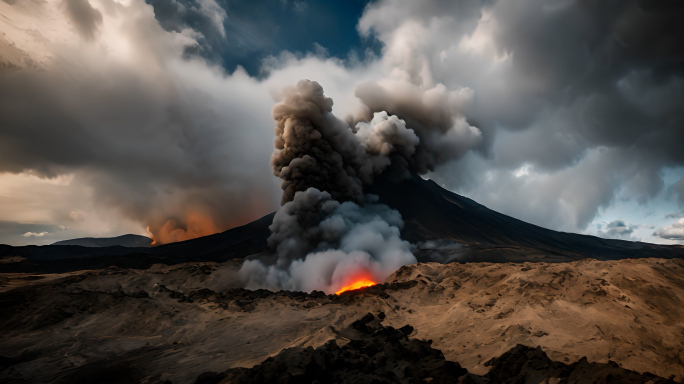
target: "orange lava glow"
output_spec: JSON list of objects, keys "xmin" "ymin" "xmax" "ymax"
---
[
  {"xmin": 147, "ymin": 212, "xmax": 219, "ymax": 245},
  {"xmin": 335, "ymin": 278, "xmax": 377, "ymax": 295},
  {"xmin": 146, "ymin": 226, "xmax": 157, "ymax": 245}
]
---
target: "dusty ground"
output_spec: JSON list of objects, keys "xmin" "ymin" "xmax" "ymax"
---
[{"xmin": 1, "ymin": 258, "xmax": 683, "ymax": 383}]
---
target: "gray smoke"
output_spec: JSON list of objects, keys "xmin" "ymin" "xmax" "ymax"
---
[
  {"xmin": 355, "ymin": 80, "xmax": 483, "ymax": 174},
  {"xmin": 239, "ymin": 188, "xmax": 415, "ymax": 293},
  {"xmin": 271, "ymin": 79, "xmax": 419, "ymax": 204},
  {"xmin": 241, "ymin": 80, "xmax": 429, "ymax": 293}
]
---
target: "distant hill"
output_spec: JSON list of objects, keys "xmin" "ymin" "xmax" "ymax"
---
[{"xmin": 52, "ymin": 234, "xmax": 153, "ymax": 248}]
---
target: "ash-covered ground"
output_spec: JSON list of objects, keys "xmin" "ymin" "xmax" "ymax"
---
[{"xmin": 1, "ymin": 258, "xmax": 683, "ymax": 383}]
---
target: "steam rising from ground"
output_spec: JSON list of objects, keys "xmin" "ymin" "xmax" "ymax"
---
[{"xmin": 240, "ymin": 188, "xmax": 415, "ymax": 293}]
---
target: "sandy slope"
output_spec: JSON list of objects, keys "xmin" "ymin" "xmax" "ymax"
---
[{"xmin": 1, "ymin": 258, "xmax": 683, "ymax": 383}]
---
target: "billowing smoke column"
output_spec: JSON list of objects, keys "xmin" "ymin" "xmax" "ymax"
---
[
  {"xmin": 270, "ymin": 79, "xmax": 419, "ymax": 205},
  {"xmin": 240, "ymin": 79, "xmax": 479, "ymax": 293},
  {"xmin": 355, "ymin": 80, "xmax": 483, "ymax": 174}
]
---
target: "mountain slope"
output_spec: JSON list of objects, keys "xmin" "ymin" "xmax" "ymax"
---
[
  {"xmin": 1, "ymin": 174, "xmax": 681, "ymax": 272},
  {"xmin": 369, "ymin": 172, "xmax": 683, "ymax": 262}
]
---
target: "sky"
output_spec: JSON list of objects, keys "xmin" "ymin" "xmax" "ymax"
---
[{"xmin": 0, "ymin": 0, "xmax": 683, "ymax": 246}]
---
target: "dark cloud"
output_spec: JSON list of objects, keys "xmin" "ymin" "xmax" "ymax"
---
[
  {"xmin": 359, "ymin": 0, "xmax": 684, "ymax": 232},
  {"xmin": 355, "ymin": 81, "xmax": 482, "ymax": 173},
  {"xmin": 146, "ymin": 0, "xmax": 378, "ymax": 75},
  {"xmin": 2, "ymin": 0, "xmax": 683, "ymax": 248},
  {"xmin": 0, "ymin": 63, "xmax": 276, "ymax": 242},
  {"xmin": 62, "ymin": 0, "xmax": 103, "ymax": 40},
  {"xmin": 672, "ymin": 178, "xmax": 684, "ymax": 205}
]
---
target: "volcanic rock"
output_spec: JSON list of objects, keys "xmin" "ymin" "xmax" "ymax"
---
[{"xmin": 203, "ymin": 313, "xmax": 466, "ymax": 384}]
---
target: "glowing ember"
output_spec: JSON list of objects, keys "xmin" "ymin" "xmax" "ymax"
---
[{"xmin": 335, "ymin": 279, "xmax": 377, "ymax": 295}]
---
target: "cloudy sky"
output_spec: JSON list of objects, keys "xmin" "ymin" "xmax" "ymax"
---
[{"xmin": 0, "ymin": 0, "xmax": 682, "ymax": 246}]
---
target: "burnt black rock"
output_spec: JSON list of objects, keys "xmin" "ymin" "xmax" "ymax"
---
[
  {"xmin": 468, "ymin": 344, "xmax": 680, "ymax": 384},
  {"xmin": 196, "ymin": 316, "xmax": 681, "ymax": 384},
  {"xmin": 202, "ymin": 313, "xmax": 466, "ymax": 384}
]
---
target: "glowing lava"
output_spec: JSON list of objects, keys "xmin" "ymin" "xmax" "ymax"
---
[{"xmin": 335, "ymin": 279, "xmax": 377, "ymax": 295}]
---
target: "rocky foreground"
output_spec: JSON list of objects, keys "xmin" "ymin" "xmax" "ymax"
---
[
  {"xmin": 1, "ymin": 258, "xmax": 684, "ymax": 383},
  {"xmin": 202, "ymin": 312, "xmax": 677, "ymax": 384}
]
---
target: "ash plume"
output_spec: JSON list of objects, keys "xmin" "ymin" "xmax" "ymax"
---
[
  {"xmin": 355, "ymin": 80, "xmax": 483, "ymax": 174},
  {"xmin": 242, "ymin": 80, "xmax": 430, "ymax": 293},
  {"xmin": 271, "ymin": 80, "xmax": 420, "ymax": 205}
]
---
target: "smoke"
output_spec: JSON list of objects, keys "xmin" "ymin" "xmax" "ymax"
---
[
  {"xmin": 355, "ymin": 80, "xmax": 483, "ymax": 173},
  {"xmin": 239, "ymin": 188, "xmax": 415, "ymax": 293},
  {"xmin": 240, "ymin": 80, "xmax": 435, "ymax": 293},
  {"xmin": 270, "ymin": 79, "xmax": 420, "ymax": 204}
]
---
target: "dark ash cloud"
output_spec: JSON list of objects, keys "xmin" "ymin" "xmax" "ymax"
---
[
  {"xmin": 0, "ymin": 0, "xmax": 279, "ymax": 244},
  {"xmin": 271, "ymin": 80, "xmax": 419, "ymax": 205}
]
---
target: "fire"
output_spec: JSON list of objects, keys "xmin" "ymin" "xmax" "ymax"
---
[
  {"xmin": 335, "ymin": 278, "xmax": 377, "ymax": 295},
  {"xmin": 146, "ymin": 226, "xmax": 157, "ymax": 246}
]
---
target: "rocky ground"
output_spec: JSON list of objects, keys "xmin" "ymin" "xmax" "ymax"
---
[
  {"xmin": 205, "ymin": 313, "xmax": 678, "ymax": 384},
  {"xmin": 1, "ymin": 258, "xmax": 683, "ymax": 383}
]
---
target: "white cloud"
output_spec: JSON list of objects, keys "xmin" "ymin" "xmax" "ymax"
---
[
  {"xmin": 654, "ymin": 219, "xmax": 684, "ymax": 241},
  {"xmin": 597, "ymin": 219, "xmax": 635, "ymax": 240},
  {"xmin": 22, "ymin": 231, "xmax": 48, "ymax": 237}
]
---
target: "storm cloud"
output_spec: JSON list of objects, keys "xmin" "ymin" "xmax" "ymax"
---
[
  {"xmin": 356, "ymin": 0, "xmax": 684, "ymax": 234},
  {"xmin": 0, "ymin": 0, "xmax": 279, "ymax": 244}
]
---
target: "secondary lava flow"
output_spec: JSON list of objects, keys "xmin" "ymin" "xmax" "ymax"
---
[{"xmin": 335, "ymin": 278, "xmax": 377, "ymax": 295}]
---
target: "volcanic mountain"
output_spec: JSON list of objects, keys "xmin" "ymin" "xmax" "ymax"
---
[
  {"xmin": 2, "ymin": 175, "xmax": 684, "ymax": 383},
  {"xmin": 1, "ymin": 173, "xmax": 682, "ymax": 273}
]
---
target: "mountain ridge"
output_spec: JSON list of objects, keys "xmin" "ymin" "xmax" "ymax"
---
[
  {"xmin": 52, "ymin": 234, "xmax": 153, "ymax": 248},
  {"xmin": 1, "ymin": 174, "xmax": 681, "ymax": 273}
]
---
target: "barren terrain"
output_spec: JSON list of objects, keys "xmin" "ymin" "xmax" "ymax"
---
[{"xmin": 1, "ymin": 258, "xmax": 683, "ymax": 383}]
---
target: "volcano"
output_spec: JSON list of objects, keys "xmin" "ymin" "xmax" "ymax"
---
[
  {"xmin": 1, "ymin": 173, "xmax": 682, "ymax": 273},
  {"xmin": 2, "ymin": 175, "xmax": 684, "ymax": 383}
]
